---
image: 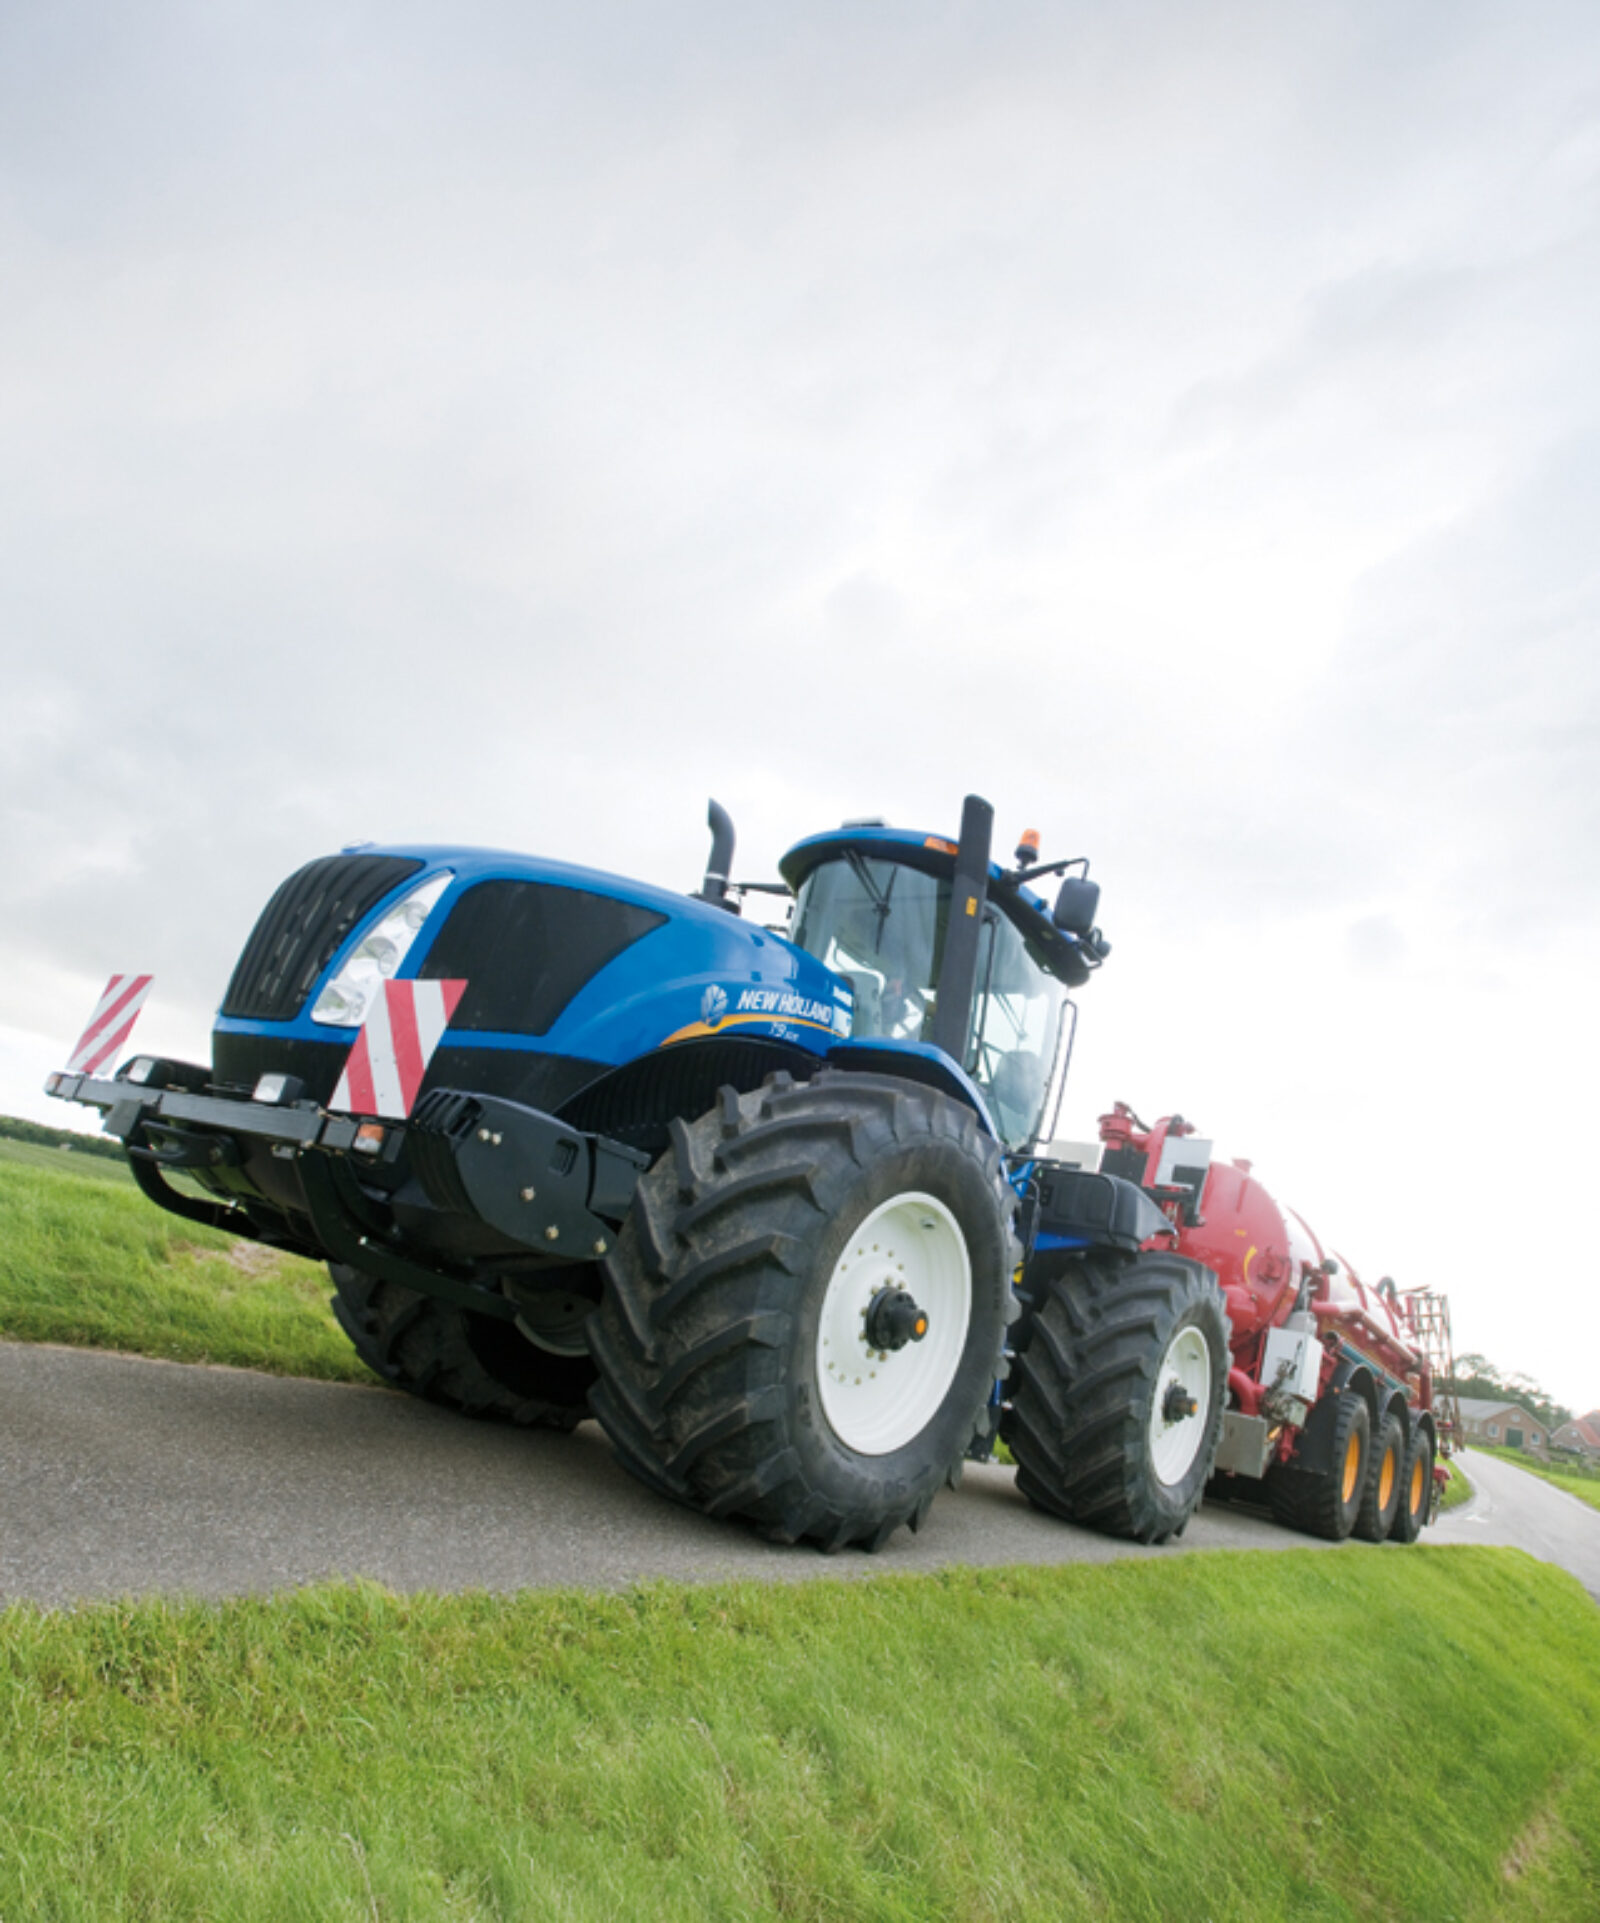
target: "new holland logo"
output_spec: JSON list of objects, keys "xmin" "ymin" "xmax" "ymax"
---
[{"xmin": 701, "ymin": 984, "xmax": 729, "ymax": 1027}]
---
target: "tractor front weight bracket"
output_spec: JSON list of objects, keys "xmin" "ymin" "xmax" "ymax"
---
[{"xmin": 45, "ymin": 1068, "xmax": 651, "ymax": 1328}]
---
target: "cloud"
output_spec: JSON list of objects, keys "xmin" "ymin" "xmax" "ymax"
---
[{"xmin": 2, "ymin": 0, "xmax": 1597, "ymax": 1402}]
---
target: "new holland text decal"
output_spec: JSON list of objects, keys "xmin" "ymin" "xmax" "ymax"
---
[
  {"xmin": 733, "ymin": 987, "xmax": 834, "ymax": 1025},
  {"xmin": 662, "ymin": 979, "xmax": 853, "ymax": 1048}
]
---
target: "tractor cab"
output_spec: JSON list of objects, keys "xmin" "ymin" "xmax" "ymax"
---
[{"xmin": 779, "ymin": 800, "xmax": 1107, "ymax": 1153}]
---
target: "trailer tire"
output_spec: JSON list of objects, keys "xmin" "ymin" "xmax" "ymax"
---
[
  {"xmin": 1268, "ymin": 1391, "xmax": 1370, "ymax": 1541},
  {"xmin": 1355, "ymin": 1411, "xmax": 1405, "ymax": 1542},
  {"xmin": 1002, "ymin": 1252, "xmax": 1230, "ymax": 1544},
  {"xmin": 1390, "ymin": 1424, "xmax": 1435, "ymax": 1543},
  {"xmin": 586, "ymin": 1072, "xmax": 1017, "ymax": 1551},
  {"xmin": 329, "ymin": 1264, "xmax": 596, "ymax": 1429}
]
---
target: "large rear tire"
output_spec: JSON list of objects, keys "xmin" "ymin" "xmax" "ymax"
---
[
  {"xmin": 1002, "ymin": 1252, "xmax": 1230, "ymax": 1544},
  {"xmin": 1354, "ymin": 1410, "xmax": 1405, "ymax": 1543},
  {"xmin": 329, "ymin": 1264, "xmax": 597, "ymax": 1429},
  {"xmin": 586, "ymin": 1072, "xmax": 1017, "ymax": 1551},
  {"xmin": 1267, "ymin": 1390, "xmax": 1370, "ymax": 1541},
  {"xmin": 1389, "ymin": 1423, "xmax": 1435, "ymax": 1543}
]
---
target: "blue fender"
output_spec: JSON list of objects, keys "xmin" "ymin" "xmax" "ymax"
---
[{"xmin": 820, "ymin": 1039, "xmax": 1000, "ymax": 1139}]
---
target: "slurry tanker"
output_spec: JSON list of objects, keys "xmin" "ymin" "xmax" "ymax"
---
[
  {"xmin": 48, "ymin": 795, "xmax": 1453, "ymax": 1550},
  {"xmin": 1035, "ymin": 1101, "xmax": 1456, "ymax": 1544}
]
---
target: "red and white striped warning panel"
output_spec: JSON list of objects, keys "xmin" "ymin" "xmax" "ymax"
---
[
  {"xmin": 330, "ymin": 979, "xmax": 467, "ymax": 1120},
  {"xmin": 65, "ymin": 974, "xmax": 155, "ymax": 1077}
]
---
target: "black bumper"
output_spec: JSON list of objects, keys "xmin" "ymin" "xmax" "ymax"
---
[{"xmin": 46, "ymin": 1070, "xmax": 648, "ymax": 1326}]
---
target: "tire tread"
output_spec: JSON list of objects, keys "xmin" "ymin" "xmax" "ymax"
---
[{"xmin": 587, "ymin": 1071, "xmax": 1016, "ymax": 1551}]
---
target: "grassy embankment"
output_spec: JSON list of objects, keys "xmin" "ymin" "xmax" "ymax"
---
[
  {"xmin": 2, "ymin": 1547, "xmax": 1597, "ymax": 1922},
  {"xmin": 1471, "ymin": 1441, "xmax": 1600, "ymax": 1515},
  {"xmin": 0, "ymin": 1133, "xmax": 369, "ymax": 1383}
]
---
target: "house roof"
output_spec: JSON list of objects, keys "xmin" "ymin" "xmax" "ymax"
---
[
  {"xmin": 1456, "ymin": 1397, "xmax": 1541, "ymax": 1425},
  {"xmin": 1557, "ymin": 1411, "xmax": 1600, "ymax": 1448}
]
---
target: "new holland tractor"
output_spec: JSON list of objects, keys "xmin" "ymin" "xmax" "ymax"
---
[{"xmin": 47, "ymin": 795, "xmax": 1449, "ymax": 1551}]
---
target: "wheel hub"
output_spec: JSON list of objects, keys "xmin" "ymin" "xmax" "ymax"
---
[
  {"xmin": 814, "ymin": 1192, "xmax": 972, "ymax": 1457},
  {"xmin": 1162, "ymin": 1383, "xmax": 1199, "ymax": 1423},
  {"xmin": 1147, "ymin": 1323, "xmax": 1215, "ymax": 1487},
  {"xmin": 863, "ymin": 1287, "xmax": 929, "ymax": 1353},
  {"xmin": 509, "ymin": 1285, "xmax": 595, "ymax": 1357}
]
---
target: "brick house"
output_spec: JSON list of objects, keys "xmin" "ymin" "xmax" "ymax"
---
[
  {"xmin": 1456, "ymin": 1397, "xmax": 1547, "ymax": 1451},
  {"xmin": 1551, "ymin": 1411, "xmax": 1600, "ymax": 1458}
]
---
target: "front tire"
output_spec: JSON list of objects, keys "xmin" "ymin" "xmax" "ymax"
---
[
  {"xmin": 329, "ymin": 1264, "xmax": 597, "ymax": 1429},
  {"xmin": 586, "ymin": 1072, "xmax": 1017, "ymax": 1550},
  {"xmin": 1002, "ymin": 1252, "xmax": 1230, "ymax": 1544}
]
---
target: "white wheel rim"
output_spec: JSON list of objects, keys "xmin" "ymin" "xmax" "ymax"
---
[
  {"xmin": 1148, "ymin": 1324, "xmax": 1213, "ymax": 1486},
  {"xmin": 815, "ymin": 1191, "xmax": 972, "ymax": 1456},
  {"xmin": 512, "ymin": 1286, "xmax": 594, "ymax": 1357}
]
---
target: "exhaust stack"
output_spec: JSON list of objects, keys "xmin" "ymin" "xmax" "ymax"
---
[{"xmin": 699, "ymin": 798, "xmax": 736, "ymax": 906}]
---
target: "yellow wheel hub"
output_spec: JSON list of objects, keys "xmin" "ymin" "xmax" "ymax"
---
[{"xmin": 1342, "ymin": 1431, "xmax": 1363, "ymax": 1504}]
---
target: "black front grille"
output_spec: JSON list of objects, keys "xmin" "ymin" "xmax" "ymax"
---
[{"xmin": 221, "ymin": 854, "xmax": 423, "ymax": 1021}]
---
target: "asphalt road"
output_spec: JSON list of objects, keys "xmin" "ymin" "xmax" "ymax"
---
[
  {"xmin": 1431, "ymin": 1445, "xmax": 1600, "ymax": 1601},
  {"xmin": 2, "ymin": 1341, "xmax": 1593, "ymax": 1606}
]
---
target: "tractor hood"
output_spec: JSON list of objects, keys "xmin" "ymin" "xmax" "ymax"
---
[{"xmin": 212, "ymin": 844, "xmax": 851, "ymax": 1114}]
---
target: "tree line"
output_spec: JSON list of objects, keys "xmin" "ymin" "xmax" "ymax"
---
[
  {"xmin": 1445, "ymin": 1352, "xmax": 1572, "ymax": 1434},
  {"xmin": 0, "ymin": 1113, "xmax": 127, "ymax": 1162}
]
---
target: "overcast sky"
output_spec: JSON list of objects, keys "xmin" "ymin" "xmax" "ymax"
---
[{"xmin": 3, "ymin": 2, "xmax": 1596, "ymax": 1409}]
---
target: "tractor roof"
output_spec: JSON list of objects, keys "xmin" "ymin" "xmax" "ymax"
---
[{"xmin": 779, "ymin": 824, "xmax": 1051, "ymax": 915}]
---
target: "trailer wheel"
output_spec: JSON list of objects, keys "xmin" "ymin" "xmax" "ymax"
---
[
  {"xmin": 586, "ymin": 1072, "xmax": 1017, "ymax": 1551},
  {"xmin": 329, "ymin": 1264, "xmax": 596, "ymax": 1429},
  {"xmin": 1389, "ymin": 1424, "xmax": 1435, "ymax": 1543},
  {"xmin": 1355, "ymin": 1411, "xmax": 1405, "ymax": 1542},
  {"xmin": 1268, "ymin": 1391, "xmax": 1371, "ymax": 1541},
  {"xmin": 1002, "ymin": 1252, "xmax": 1230, "ymax": 1544}
]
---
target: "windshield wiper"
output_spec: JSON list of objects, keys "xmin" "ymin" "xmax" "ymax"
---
[{"xmin": 845, "ymin": 850, "xmax": 896, "ymax": 948}]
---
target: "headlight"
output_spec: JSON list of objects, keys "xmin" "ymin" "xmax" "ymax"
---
[{"xmin": 310, "ymin": 872, "xmax": 453, "ymax": 1028}]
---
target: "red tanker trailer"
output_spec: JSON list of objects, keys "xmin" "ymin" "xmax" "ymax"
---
[{"xmin": 1095, "ymin": 1102, "xmax": 1457, "ymax": 1542}]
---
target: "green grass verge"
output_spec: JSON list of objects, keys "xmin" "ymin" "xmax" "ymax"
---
[
  {"xmin": 1440, "ymin": 1456, "xmax": 1473, "ymax": 1512},
  {"xmin": 0, "ymin": 1155, "xmax": 372, "ymax": 1384},
  {"xmin": 1, "ymin": 1548, "xmax": 1595, "ymax": 1921},
  {"xmin": 1532, "ymin": 1468, "xmax": 1600, "ymax": 1513},
  {"xmin": 1472, "ymin": 1444, "xmax": 1600, "ymax": 1515}
]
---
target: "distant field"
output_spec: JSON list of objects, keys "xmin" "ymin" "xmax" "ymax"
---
[
  {"xmin": 0, "ymin": 1133, "xmax": 134, "ymax": 1182},
  {"xmin": 0, "ymin": 1152, "xmax": 371, "ymax": 1383}
]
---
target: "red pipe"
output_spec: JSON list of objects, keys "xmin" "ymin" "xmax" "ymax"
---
[{"xmin": 1229, "ymin": 1368, "xmax": 1262, "ymax": 1416}]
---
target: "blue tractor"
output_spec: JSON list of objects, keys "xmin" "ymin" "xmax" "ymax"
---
[{"xmin": 49, "ymin": 796, "xmax": 1231, "ymax": 1550}]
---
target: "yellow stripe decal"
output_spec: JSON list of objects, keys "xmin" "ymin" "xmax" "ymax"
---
[{"xmin": 658, "ymin": 1012, "xmax": 840, "ymax": 1048}]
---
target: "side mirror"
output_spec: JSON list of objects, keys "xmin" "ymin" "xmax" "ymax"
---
[{"xmin": 1053, "ymin": 876, "xmax": 1100, "ymax": 937}]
